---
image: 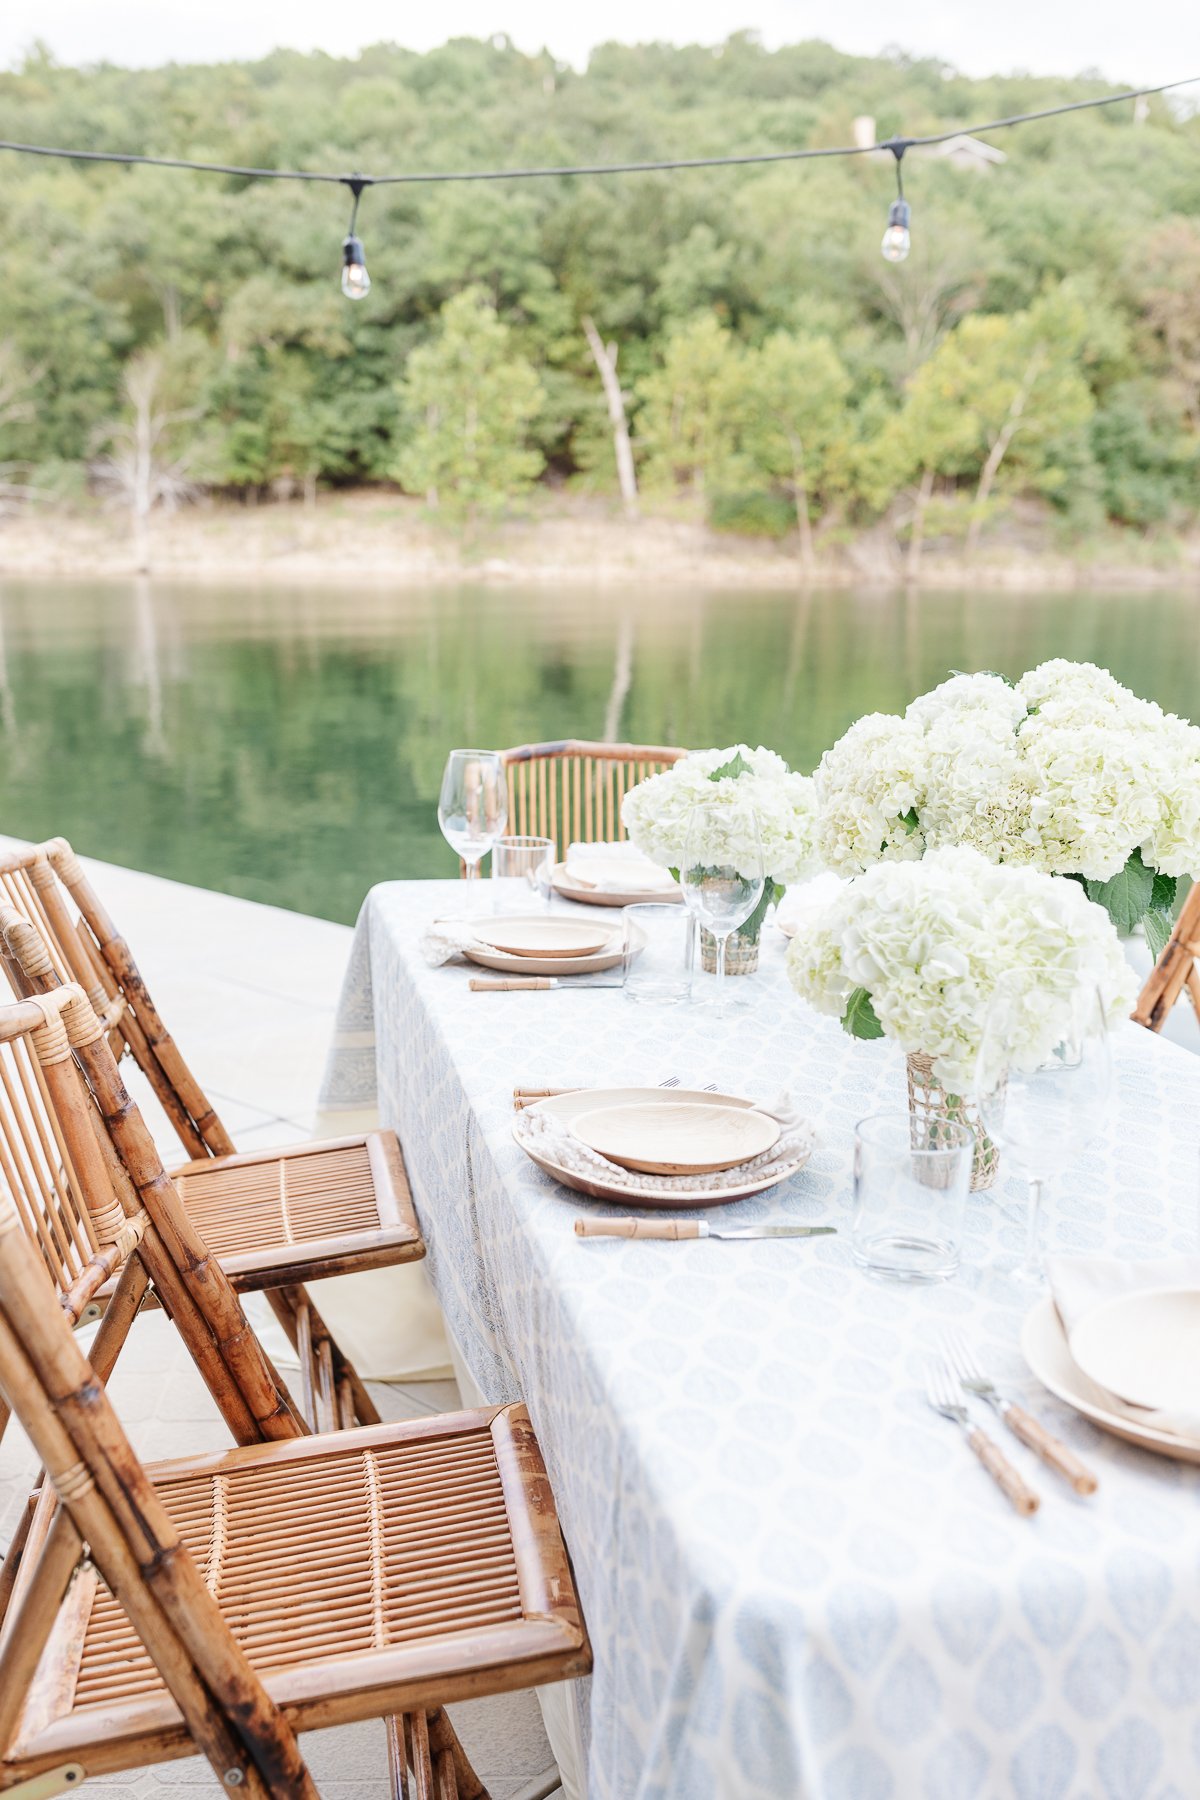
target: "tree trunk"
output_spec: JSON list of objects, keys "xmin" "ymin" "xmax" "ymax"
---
[
  {"xmin": 906, "ymin": 467, "xmax": 935, "ymax": 583},
  {"xmin": 965, "ymin": 348, "xmax": 1044, "ymax": 556},
  {"xmin": 785, "ymin": 431, "xmax": 815, "ymax": 579},
  {"xmin": 601, "ymin": 611, "xmax": 635, "ymax": 742},
  {"xmin": 581, "ymin": 315, "xmax": 639, "ymax": 520}
]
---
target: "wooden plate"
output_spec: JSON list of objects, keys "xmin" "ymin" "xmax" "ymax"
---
[
  {"xmin": 1021, "ymin": 1296, "xmax": 1200, "ymax": 1463},
  {"xmin": 475, "ymin": 918, "xmax": 615, "ymax": 959},
  {"xmin": 513, "ymin": 1086, "xmax": 813, "ymax": 1209},
  {"xmin": 550, "ymin": 862, "xmax": 682, "ymax": 908},
  {"xmin": 571, "ymin": 1101, "xmax": 780, "ymax": 1175},
  {"xmin": 461, "ymin": 920, "xmax": 643, "ymax": 978},
  {"xmin": 1068, "ymin": 1287, "xmax": 1200, "ymax": 1416}
]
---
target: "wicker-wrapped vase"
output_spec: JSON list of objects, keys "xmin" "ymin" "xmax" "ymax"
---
[
  {"xmin": 699, "ymin": 925, "xmax": 759, "ymax": 976},
  {"xmin": 905, "ymin": 1051, "xmax": 1000, "ymax": 1191}
]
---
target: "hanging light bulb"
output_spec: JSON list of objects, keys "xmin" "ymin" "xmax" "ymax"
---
[
  {"xmin": 881, "ymin": 198, "xmax": 911, "ymax": 262},
  {"xmin": 342, "ymin": 234, "xmax": 370, "ymax": 298},
  {"xmin": 340, "ymin": 177, "xmax": 371, "ymax": 299},
  {"xmin": 880, "ymin": 138, "xmax": 912, "ymax": 263}
]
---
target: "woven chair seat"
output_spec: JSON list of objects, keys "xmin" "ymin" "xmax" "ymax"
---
[
  {"xmin": 169, "ymin": 1133, "xmax": 424, "ymax": 1290},
  {"xmin": 6, "ymin": 1407, "xmax": 588, "ymax": 1783}
]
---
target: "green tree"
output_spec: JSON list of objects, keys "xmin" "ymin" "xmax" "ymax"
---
[
  {"xmin": 737, "ymin": 332, "xmax": 851, "ymax": 572},
  {"xmin": 637, "ymin": 313, "xmax": 743, "ymax": 501},
  {"xmin": 394, "ymin": 287, "xmax": 545, "ymax": 519}
]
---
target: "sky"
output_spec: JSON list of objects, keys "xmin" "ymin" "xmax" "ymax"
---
[{"xmin": 0, "ymin": 0, "xmax": 1196, "ymax": 87}]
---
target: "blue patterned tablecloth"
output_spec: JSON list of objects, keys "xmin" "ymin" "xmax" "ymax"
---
[{"xmin": 320, "ymin": 879, "xmax": 1200, "ymax": 1800}]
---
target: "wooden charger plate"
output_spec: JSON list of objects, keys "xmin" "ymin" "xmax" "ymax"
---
[
  {"xmin": 572, "ymin": 1101, "xmax": 780, "ymax": 1175},
  {"xmin": 550, "ymin": 862, "xmax": 682, "ymax": 908},
  {"xmin": 1021, "ymin": 1296, "xmax": 1200, "ymax": 1464},
  {"xmin": 513, "ymin": 1086, "xmax": 811, "ymax": 1209},
  {"xmin": 461, "ymin": 916, "xmax": 640, "ymax": 978},
  {"xmin": 475, "ymin": 918, "xmax": 614, "ymax": 959}
]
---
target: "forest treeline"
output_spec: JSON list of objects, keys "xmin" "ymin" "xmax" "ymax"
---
[{"xmin": 1, "ymin": 36, "xmax": 1199, "ymax": 565}]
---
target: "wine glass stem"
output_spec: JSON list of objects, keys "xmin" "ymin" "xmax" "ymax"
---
[
  {"xmin": 715, "ymin": 932, "xmax": 727, "ymax": 1017},
  {"xmin": 1022, "ymin": 1174, "xmax": 1045, "ymax": 1277}
]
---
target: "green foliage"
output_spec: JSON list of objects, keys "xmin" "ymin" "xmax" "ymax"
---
[
  {"xmin": 1085, "ymin": 848, "xmax": 1155, "ymax": 935},
  {"xmin": 394, "ymin": 288, "xmax": 545, "ymax": 519},
  {"xmin": 0, "ymin": 40, "xmax": 1197, "ymax": 539},
  {"xmin": 841, "ymin": 987, "xmax": 884, "ymax": 1040}
]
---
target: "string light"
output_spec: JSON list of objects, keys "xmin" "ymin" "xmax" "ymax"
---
[
  {"xmin": 341, "ymin": 179, "xmax": 370, "ymax": 299},
  {"xmin": 881, "ymin": 142, "xmax": 911, "ymax": 263},
  {"xmin": 0, "ymin": 74, "xmax": 1192, "ymax": 297}
]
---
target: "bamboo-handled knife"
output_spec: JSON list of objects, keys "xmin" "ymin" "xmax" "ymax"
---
[{"xmin": 575, "ymin": 1217, "xmax": 836, "ymax": 1241}]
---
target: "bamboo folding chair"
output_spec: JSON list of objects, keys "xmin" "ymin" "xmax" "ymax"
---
[
  {"xmin": 0, "ymin": 841, "xmax": 423, "ymax": 1426},
  {"xmin": 1132, "ymin": 883, "xmax": 1200, "ymax": 1036},
  {"xmin": 0, "ymin": 986, "xmax": 587, "ymax": 1798},
  {"xmin": 0, "ymin": 1161, "xmax": 588, "ymax": 1797},
  {"xmin": 498, "ymin": 740, "xmax": 686, "ymax": 859}
]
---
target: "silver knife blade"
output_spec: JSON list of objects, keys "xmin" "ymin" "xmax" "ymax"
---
[{"xmin": 701, "ymin": 1224, "xmax": 836, "ymax": 1240}]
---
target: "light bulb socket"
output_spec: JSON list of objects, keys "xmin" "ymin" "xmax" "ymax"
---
[
  {"xmin": 886, "ymin": 199, "xmax": 911, "ymax": 230},
  {"xmin": 342, "ymin": 233, "xmax": 366, "ymax": 268}
]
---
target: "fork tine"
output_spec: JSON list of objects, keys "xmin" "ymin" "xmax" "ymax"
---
[
  {"xmin": 924, "ymin": 1356, "xmax": 954, "ymax": 1410},
  {"xmin": 940, "ymin": 1330, "xmax": 973, "ymax": 1383}
]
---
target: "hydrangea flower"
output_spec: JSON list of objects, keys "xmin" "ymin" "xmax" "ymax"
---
[
  {"xmin": 786, "ymin": 846, "xmax": 1135, "ymax": 1092},
  {"xmin": 621, "ymin": 744, "xmax": 820, "ymax": 894}
]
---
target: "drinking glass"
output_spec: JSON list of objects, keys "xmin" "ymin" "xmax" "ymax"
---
[
  {"xmin": 975, "ymin": 976, "xmax": 1111, "ymax": 1291},
  {"xmin": 622, "ymin": 903, "xmax": 692, "ymax": 1005},
  {"xmin": 491, "ymin": 836, "xmax": 553, "ymax": 912},
  {"xmin": 852, "ymin": 1112, "xmax": 973, "ymax": 1283},
  {"xmin": 679, "ymin": 803, "xmax": 765, "ymax": 1018},
  {"xmin": 437, "ymin": 750, "xmax": 507, "ymax": 905}
]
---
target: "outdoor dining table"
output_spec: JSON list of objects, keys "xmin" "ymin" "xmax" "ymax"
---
[{"xmin": 319, "ymin": 877, "xmax": 1200, "ymax": 1800}]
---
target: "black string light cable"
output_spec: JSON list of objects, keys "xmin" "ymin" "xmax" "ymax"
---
[{"xmin": 0, "ymin": 73, "xmax": 1194, "ymax": 293}]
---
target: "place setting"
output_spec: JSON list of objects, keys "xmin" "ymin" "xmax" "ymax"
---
[{"xmin": 511, "ymin": 1081, "xmax": 820, "ymax": 1209}]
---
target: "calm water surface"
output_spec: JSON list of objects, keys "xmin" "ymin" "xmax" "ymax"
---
[{"xmin": 4, "ymin": 580, "xmax": 1198, "ymax": 923}]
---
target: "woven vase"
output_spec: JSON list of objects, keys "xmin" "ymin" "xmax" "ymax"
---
[
  {"xmin": 699, "ymin": 925, "xmax": 759, "ymax": 976},
  {"xmin": 905, "ymin": 1052, "xmax": 999, "ymax": 1192}
]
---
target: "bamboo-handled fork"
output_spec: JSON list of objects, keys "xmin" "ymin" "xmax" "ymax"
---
[
  {"xmin": 925, "ymin": 1359, "xmax": 1041, "ymax": 1516},
  {"xmin": 941, "ymin": 1332, "xmax": 1098, "ymax": 1495}
]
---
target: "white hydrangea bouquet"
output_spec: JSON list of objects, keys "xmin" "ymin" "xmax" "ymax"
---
[
  {"xmin": 622, "ymin": 745, "xmax": 819, "ymax": 971},
  {"xmin": 814, "ymin": 660, "xmax": 1200, "ymax": 956},
  {"xmin": 787, "ymin": 847, "xmax": 1134, "ymax": 1186}
]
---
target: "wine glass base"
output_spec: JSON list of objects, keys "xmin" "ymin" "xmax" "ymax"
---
[{"xmin": 988, "ymin": 1251, "xmax": 1046, "ymax": 1293}]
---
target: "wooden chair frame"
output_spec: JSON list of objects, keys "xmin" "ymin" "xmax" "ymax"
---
[
  {"xmin": 0, "ymin": 843, "xmax": 423, "ymax": 1432},
  {"xmin": 0, "ymin": 1171, "xmax": 587, "ymax": 1796},
  {"xmin": 0, "ymin": 989, "xmax": 586, "ymax": 1798},
  {"xmin": 497, "ymin": 740, "xmax": 685, "ymax": 860},
  {"xmin": 1132, "ymin": 882, "xmax": 1200, "ymax": 1035}
]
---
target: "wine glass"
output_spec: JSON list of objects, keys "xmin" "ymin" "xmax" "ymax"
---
[
  {"xmin": 975, "ymin": 974, "xmax": 1111, "ymax": 1290},
  {"xmin": 437, "ymin": 750, "xmax": 507, "ymax": 907},
  {"xmin": 679, "ymin": 802, "xmax": 765, "ymax": 1017}
]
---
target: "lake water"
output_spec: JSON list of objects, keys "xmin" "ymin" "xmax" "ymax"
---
[{"xmin": 4, "ymin": 579, "xmax": 1198, "ymax": 923}]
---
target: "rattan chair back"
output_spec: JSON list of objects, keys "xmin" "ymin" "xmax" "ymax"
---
[
  {"xmin": 498, "ymin": 739, "xmax": 685, "ymax": 859},
  {"xmin": 1132, "ymin": 883, "xmax": 1200, "ymax": 1034},
  {"xmin": 0, "ymin": 840, "xmax": 232, "ymax": 1160},
  {"xmin": 0, "ymin": 1185, "xmax": 319, "ymax": 1798}
]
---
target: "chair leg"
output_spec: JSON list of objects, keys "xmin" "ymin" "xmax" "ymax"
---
[
  {"xmin": 387, "ymin": 1709, "xmax": 491, "ymax": 1800},
  {"xmin": 264, "ymin": 1284, "xmax": 381, "ymax": 1430}
]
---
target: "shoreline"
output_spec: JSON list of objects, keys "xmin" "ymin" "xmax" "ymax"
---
[{"xmin": 1, "ymin": 494, "xmax": 1196, "ymax": 591}]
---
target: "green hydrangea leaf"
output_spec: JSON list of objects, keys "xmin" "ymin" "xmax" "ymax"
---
[
  {"xmin": 841, "ymin": 987, "xmax": 884, "ymax": 1040},
  {"xmin": 1150, "ymin": 869, "xmax": 1178, "ymax": 913},
  {"xmin": 707, "ymin": 751, "xmax": 753, "ymax": 783},
  {"xmin": 898, "ymin": 807, "xmax": 921, "ymax": 835},
  {"xmin": 1085, "ymin": 848, "xmax": 1154, "ymax": 936},
  {"xmin": 1143, "ymin": 907, "xmax": 1174, "ymax": 961}
]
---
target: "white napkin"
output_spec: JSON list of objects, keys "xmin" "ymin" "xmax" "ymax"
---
[
  {"xmin": 1047, "ymin": 1254, "xmax": 1200, "ymax": 1441},
  {"xmin": 515, "ymin": 1097, "xmax": 816, "ymax": 1195},
  {"xmin": 421, "ymin": 920, "xmax": 485, "ymax": 967},
  {"xmin": 563, "ymin": 841, "xmax": 677, "ymax": 894}
]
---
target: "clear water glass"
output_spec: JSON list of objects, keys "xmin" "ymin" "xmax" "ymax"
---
[
  {"xmin": 679, "ymin": 802, "xmax": 765, "ymax": 1018},
  {"xmin": 976, "ymin": 976, "xmax": 1111, "ymax": 1291},
  {"xmin": 437, "ymin": 750, "xmax": 507, "ymax": 903},
  {"xmin": 491, "ymin": 836, "xmax": 553, "ymax": 912},
  {"xmin": 852, "ymin": 1112, "xmax": 973, "ymax": 1283},
  {"xmin": 623, "ymin": 903, "xmax": 692, "ymax": 1005}
]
